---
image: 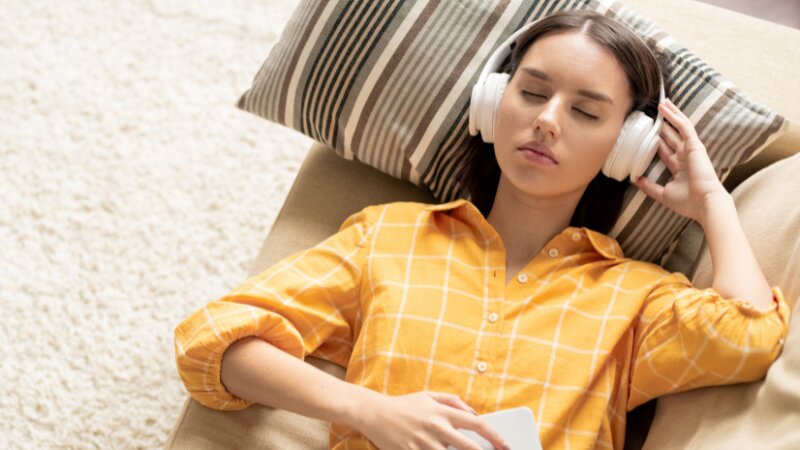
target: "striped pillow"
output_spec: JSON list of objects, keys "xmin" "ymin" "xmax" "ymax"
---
[{"xmin": 237, "ymin": 0, "xmax": 788, "ymax": 264}]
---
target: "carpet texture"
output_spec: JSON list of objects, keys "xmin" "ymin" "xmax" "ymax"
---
[{"xmin": 0, "ymin": 1, "xmax": 311, "ymax": 448}]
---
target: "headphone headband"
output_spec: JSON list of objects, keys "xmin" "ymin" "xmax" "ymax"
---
[{"xmin": 475, "ymin": 22, "xmax": 537, "ymax": 88}]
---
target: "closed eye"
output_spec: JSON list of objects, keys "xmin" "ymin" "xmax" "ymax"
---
[
  {"xmin": 574, "ymin": 109, "xmax": 598, "ymax": 121},
  {"xmin": 521, "ymin": 90, "xmax": 545, "ymax": 99},
  {"xmin": 521, "ymin": 91, "xmax": 599, "ymax": 121}
]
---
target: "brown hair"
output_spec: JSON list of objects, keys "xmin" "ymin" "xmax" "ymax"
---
[{"xmin": 456, "ymin": 9, "xmax": 670, "ymax": 234}]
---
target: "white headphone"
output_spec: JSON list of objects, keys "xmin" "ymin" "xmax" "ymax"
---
[{"xmin": 468, "ymin": 19, "xmax": 665, "ymax": 182}]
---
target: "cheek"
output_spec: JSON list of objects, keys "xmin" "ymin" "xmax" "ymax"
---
[
  {"xmin": 496, "ymin": 94, "xmax": 524, "ymax": 129},
  {"xmin": 493, "ymin": 97, "xmax": 523, "ymax": 147},
  {"xmin": 595, "ymin": 128, "xmax": 622, "ymax": 160},
  {"xmin": 567, "ymin": 126, "xmax": 622, "ymax": 173}
]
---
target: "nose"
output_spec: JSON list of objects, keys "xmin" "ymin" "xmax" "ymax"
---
[{"xmin": 533, "ymin": 97, "xmax": 561, "ymax": 142}]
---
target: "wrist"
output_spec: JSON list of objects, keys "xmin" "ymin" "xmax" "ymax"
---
[
  {"xmin": 339, "ymin": 385, "xmax": 385, "ymax": 430},
  {"xmin": 698, "ymin": 190, "xmax": 734, "ymax": 226}
]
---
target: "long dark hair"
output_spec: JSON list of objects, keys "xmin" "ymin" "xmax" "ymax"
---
[{"xmin": 456, "ymin": 10, "xmax": 670, "ymax": 234}]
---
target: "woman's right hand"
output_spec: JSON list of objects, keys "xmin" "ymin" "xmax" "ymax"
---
[{"xmin": 352, "ymin": 390, "xmax": 510, "ymax": 450}]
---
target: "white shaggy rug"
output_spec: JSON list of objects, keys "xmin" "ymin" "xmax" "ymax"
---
[{"xmin": 0, "ymin": 1, "xmax": 312, "ymax": 448}]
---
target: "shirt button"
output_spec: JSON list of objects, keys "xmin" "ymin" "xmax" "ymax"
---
[
  {"xmin": 488, "ymin": 312, "xmax": 499, "ymax": 323},
  {"xmin": 517, "ymin": 273, "xmax": 528, "ymax": 283},
  {"xmin": 476, "ymin": 361, "xmax": 488, "ymax": 373},
  {"xmin": 572, "ymin": 232, "xmax": 582, "ymax": 241},
  {"xmin": 548, "ymin": 248, "xmax": 559, "ymax": 258}
]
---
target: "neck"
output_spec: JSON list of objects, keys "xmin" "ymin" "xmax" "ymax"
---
[{"xmin": 486, "ymin": 176, "xmax": 583, "ymax": 266}]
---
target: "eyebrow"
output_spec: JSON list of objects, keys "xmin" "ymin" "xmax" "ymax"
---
[{"xmin": 520, "ymin": 67, "xmax": 615, "ymax": 105}]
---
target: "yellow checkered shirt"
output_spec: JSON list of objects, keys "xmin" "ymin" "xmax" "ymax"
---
[{"xmin": 174, "ymin": 199, "xmax": 789, "ymax": 449}]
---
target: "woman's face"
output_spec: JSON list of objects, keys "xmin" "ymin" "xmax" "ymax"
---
[{"xmin": 493, "ymin": 31, "xmax": 634, "ymax": 202}]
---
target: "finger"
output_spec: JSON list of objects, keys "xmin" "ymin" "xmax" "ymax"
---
[
  {"xmin": 657, "ymin": 140, "xmax": 680, "ymax": 175},
  {"xmin": 659, "ymin": 99, "xmax": 701, "ymax": 144},
  {"xmin": 448, "ymin": 411, "xmax": 509, "ymax": 450},
  {"xmin": 632, "ymin": 175, "xmax": 665, "ymax": 204},
  {"xmin": 659, "ymin": 122, "xmax": 682, "ymax": 154},
  {"xmin": 427, "ymin": 392, "xmax": 478, "ymax": 415},
  {"xmin": 439, "ymin": 428, "xmax": 485, "ymax": 450}
]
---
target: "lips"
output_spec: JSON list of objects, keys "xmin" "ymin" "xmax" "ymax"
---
[{"xmin": 518, "ymin": 141, "xmax": 558, "ymax": 164}]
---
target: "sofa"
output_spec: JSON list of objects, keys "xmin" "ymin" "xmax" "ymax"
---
[{"xmin": 165, "ymin": 0, "xmax": 800, "ymax": 448}]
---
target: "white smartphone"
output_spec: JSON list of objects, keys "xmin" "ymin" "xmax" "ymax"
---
[{"xmin": 449, "ymin": 406, "xmax": 542, "ymax": 450}]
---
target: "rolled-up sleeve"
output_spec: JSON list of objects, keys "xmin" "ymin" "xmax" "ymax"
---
[
  {"xmin": 173, "ymin": 207, "xmax": 374, "ymax": 411},
  {"xmin": 628, "ymin": 271, "xmax": 790, "ymax": 409}
]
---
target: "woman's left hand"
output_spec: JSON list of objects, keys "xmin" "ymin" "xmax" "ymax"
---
[{"xmin": 632, "ymin": 98, "xmax": 730, "ymax": 223}]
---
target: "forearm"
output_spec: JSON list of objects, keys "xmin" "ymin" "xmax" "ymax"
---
[
  {"xmin": 699, "ymin": 192, "xmax": 773, "ymax": 310},
  {"xmin": 220, "ymin": 336, "xmax": 380, "ymax": 429}
]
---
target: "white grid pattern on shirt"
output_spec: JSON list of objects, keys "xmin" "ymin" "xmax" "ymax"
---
[
  {"xmin": 371, "ymin": 252, "xmax": 505, "ymax": 270},
  {"xmin": 462, "ymin": 217, "xmax": 492, "ymax": 404},
  {"xmin": 359, "ymin": 205, "xmax": 388, "ymax": 386},
  {"xmin": 423, "ymin": 218, "xmax": 457, "ymax": 389},
  {"xmin": 493, "ymin": 250, "xmax": 582, "ymax": 412},
  {"xmin": 180, "ymin": 306, "xmax": 259, "ymax": 352},
  {"xmin": 242, "ymin": 241, "xmax": 366, "ymax": 346},
  {"xmin": 353, "ymin": 350, "xmax": 613, "ymax": 400},
  {"xmin": 535, "ymin": 259, "xmax": 590, "ymax": 435},
  {"xmin": 631, "ymin": 282, "xmax": 778, "ymax": 401},
  {"xmin": 381, "ymin": 208, "xmax": 427, "ymax": 393},
  {"xmin": 369, "ymin": 311, "xmax": 616, "ymax": 355},
  {"xmin": 566, "ymin": 263, "xmax": 626, "ymax": 442}
]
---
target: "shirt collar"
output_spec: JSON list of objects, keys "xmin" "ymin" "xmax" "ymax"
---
[
  {"xmin": 424, "ymin": 199, "xmax": 625, "ymax": 260},
  {"xmin": 423, "ymin": 198, "xmax": 470, "ymax": 212}
]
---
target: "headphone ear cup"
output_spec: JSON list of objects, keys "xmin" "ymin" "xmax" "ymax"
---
[
  {"xmin": 603, "ymin": 111, "xmax": 653, "ymax": 181},
  {"xmin": 469, "ymin": 81, "xmax": 483, "ymax": 137},
  {"xmin": 476, "ymin": 73, "xmax": 509, "ymax": 144}
]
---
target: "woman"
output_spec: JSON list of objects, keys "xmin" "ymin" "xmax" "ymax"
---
[{"xmin": 174, "ymin": 10, "xmax": 788, "ymax": 450}]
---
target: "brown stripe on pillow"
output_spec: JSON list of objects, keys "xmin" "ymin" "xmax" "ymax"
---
[
  {"xmin": 717, "ymin": 105, "xmax": 785, "ymax": 168},
  {"xmin": 266, "ymin": 4, "xmax": 307, "ymax": 122},
  {"xmin": 373, "ymin": 2, "xmax": 463, "ymax": 177},
  {"xmin": 346, "ymin": 1, "xmax": 439, "ymax": 174},
  {"xmin": 270, "ymin": 0, "xmax": 320, "ymax": 124},
  {"xmin": 354, "ymin": 1, "xmax": 503, "ymax": 179},
  {"xmin": 238, "ymin": 0, "xmax": 326, "ymax": 125},
  {"xmin": 613, "ymin": 163, "xmax": 678, "ymax": 261},
  {"xmin": 389, "ymin": 5, "xmax": 488, "ymax": 177},
  {"xmin": 334, "ymin": 2, "xmax": 406, "ymax": 146},
  {"xmin": 300, "ymin": 2, "xmax": 402, "ymax": 145},
  {"xmin": 712, "ymin": 102, "xmax": 760, "ymax": 169},
  {"xmin": 427, "ymin": 108, "xmax": 472, "ymax": 201},
  {"xmin": 639, "ymin": 209, "xmax": 684, "ymax": 264}
]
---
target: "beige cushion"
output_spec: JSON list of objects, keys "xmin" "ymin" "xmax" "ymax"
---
[
  {"xmin": 236, "ymin": 0, "xmax": 791, "ymax": 266},
  {"xmin": 643, "ymin": 153, "xmax": 800, "ymax": 450}
]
